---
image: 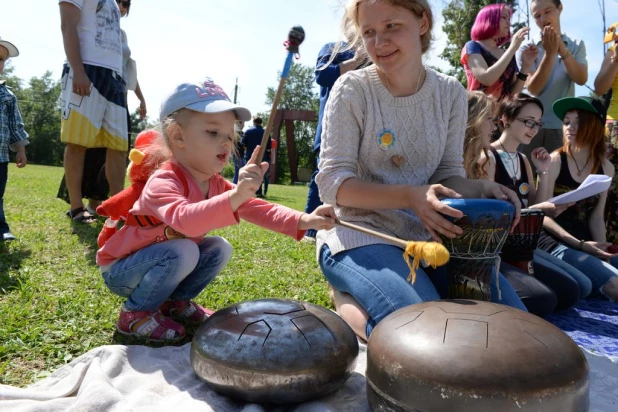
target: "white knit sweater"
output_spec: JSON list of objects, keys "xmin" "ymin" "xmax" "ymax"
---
[{"xmin": 316, "ymin": 65, "xmax": 467, "ymax": 257}]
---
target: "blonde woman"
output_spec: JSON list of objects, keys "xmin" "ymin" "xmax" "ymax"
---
[
  {"xmin": 316, "ymin": 0, "xmax": 525, "ymax": 341},
  {"xmin": 464, "ymin": 91, "xmax": 497, "ymax": 179}
]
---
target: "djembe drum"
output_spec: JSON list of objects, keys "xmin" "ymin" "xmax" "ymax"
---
[
  {"xmin": 501, "ymin": 209, "xmax": 545, "ymax": 275},
  {"xmin": 439, "ymin": 199, "xmax": 515, "ymax": 301}
]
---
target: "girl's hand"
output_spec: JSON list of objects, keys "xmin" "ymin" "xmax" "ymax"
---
[
  {"xmin": 531, "ymin": 147, "xmax": 551, "ymax": 172},
  {"xmin": 528, "ymin": 201, "xmax": 573, "ymax": 218},
  {"xmin": 407, "ymin": 184, "xmax": 464, "ymax": 242},
  {"xmin": 298, "ymin": 205, "xmax": 336, "ymax": 231},
  {"xmin": 228, "ymin": 146, "xmax": 268, "ymax": 210},
  {"xmin": 509, "ymin": 27, "xmax": 530, "ymax": 50},
  {"xmin": 480, "ymin": 180, "xmax": 521, "ymax": 231},
  {"xmin": 582, "ymin": 241, "xmax": 616, "ymax": 260}
]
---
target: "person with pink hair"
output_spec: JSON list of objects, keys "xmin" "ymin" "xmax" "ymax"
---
[{"xmin": 461, "ymin": 3, "xmax": 537, "ymax": 101}]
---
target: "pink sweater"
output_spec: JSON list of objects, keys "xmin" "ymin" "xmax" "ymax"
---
[{"xmin": 96, "ymin": 162, "xmax": 305, "ymax": 267}]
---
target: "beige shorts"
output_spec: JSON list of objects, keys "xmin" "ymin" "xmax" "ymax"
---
[{"xmin": 60, "ymin": 64, "xmax": 128, "ymax": 151}]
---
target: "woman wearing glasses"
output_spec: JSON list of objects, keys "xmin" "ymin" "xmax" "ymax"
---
[
  {"xmin": 466, "ymin": 92, "xmax": 584, "ymax": 312},
  {"xmin": 535, "ymin": 96, "xmax": 618, "ymax": 302}
]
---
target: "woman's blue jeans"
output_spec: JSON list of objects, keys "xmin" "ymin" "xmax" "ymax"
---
[
  {"xmin": 547, "ymin": 243, "xmax": 618, "ymax": 298},
  {"xmin": 102, "ymin": 237, "xmax": 232, "ymax": 312},
  {"xmin": 319, "ymin": 244, "xmax": 527, "ymax": 337}
]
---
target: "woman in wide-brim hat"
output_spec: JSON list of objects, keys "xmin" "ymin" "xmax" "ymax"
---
[{"xmin": 535, "ymin": 96, "xmax": 618, "ymax": 302}]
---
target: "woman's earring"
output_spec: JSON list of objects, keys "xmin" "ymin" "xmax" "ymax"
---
[{"xmin": 505, "ymin": 123, "xmax": 510, "ymax": 129}]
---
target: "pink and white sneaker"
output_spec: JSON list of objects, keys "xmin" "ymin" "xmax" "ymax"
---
[
  {"xmin": 158, "ymin": 300, "xmax": 214, "ymax": 325},
  {"xmin": 116, "ymin": 308, "xmax": 186, "ymax": 342}
]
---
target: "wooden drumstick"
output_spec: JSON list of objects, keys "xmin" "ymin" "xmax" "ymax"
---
[
  {"xmin": 335, "ymin": 219, "xmax": 450, "ymax": 283},
  {"xmin": 254, "ymin": 26, "xmax": 305, "ymax": 165}
]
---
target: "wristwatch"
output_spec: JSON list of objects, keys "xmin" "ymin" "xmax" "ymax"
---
[{"xmin": 517, "ymin": 71, "xmax": 529, "ymax": 81}]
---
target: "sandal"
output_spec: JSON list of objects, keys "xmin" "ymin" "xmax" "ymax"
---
[
  {"xmin": 116, "ymin": 308, "xmax": 186, "ymax": 342},
  {"xmin": 66, "ymin": 207, "xmax": 98, "ymax": 224},
  {"xmin": 159, "ymin": 300, "xmax": 214, "ymax": 325}
]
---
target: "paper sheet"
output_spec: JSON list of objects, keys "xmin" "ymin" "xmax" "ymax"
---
[{"xmin": 548, "ymin": 174, "xmax": 612, "ymax": 205}]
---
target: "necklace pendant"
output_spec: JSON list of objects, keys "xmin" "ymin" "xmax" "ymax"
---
[{"xmin": 577, "ymin": 171, "xmax": 582, "ymax": 176}]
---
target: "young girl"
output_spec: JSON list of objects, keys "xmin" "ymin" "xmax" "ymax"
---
[
  {"xmin": 465, "ymin": 91, "xmax": 584, "ymax": 312},
  {"xmin": 316, "ymin": 0, "xmax": 526, "ymax": 342},
  {"xmin": 536, "ymin": 96, "xmax": 618, "ymax": 302},
  {"xmin": 461, "ymin": 4, "xmax": 537, "ymax": 101},
  {"xmin": 96, "ymin": 78, "xmax": 335, "ymax": 342}
]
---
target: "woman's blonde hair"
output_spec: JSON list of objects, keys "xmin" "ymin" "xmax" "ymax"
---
[
  {"xmin": 326, "ymin": 0, "xmax": 434, "ymax": 69},
  {"xmin": 464, "ymin": 91, "xmax": 496, "ymax": 179}
]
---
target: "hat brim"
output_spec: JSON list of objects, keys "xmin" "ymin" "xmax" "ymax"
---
[
  {"xmin": 553, "ymin": 97, "xmax": 599, "ymax": 121},
  {"xmin": 0, "ymin": 40, "xmax": 19, "ymax": 57},
  {"xmin": 185, "ymin": 100, "xmax": 251, "ymax": 122}
]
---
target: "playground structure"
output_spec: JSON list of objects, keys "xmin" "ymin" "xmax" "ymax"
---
[{"xmin": 269, "ymin": 109, "xmax": 316, "ymax": 184}]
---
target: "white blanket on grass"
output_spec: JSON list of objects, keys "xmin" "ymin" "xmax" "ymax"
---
[{"xmin": 1, "ymin": 344, "xmax": 617, "ymax": 412}]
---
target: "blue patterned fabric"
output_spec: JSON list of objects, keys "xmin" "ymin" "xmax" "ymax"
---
[
  {"xmin": 548, "ymin": 300, "xmax": 618, "ymax": 363},
  {"xmin": 0, "ymin": 82, "xmax": 29, "ymax": 163}
]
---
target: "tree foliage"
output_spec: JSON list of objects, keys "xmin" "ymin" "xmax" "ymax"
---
[
  {"xmin": 440, "ymin": 0, "xmax": 522, "ymax": 87},
  {"xmin": 264, "ymin": 62, "xmax": 319, "ymax": 183},
  {"xmin": 2, "ymin": 67, "xmax": 65, "ymax": 166}
]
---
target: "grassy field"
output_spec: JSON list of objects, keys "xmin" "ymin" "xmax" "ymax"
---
[{"xmin": 0, "ymin": 164, "xmax": 329, "ymax": 387}]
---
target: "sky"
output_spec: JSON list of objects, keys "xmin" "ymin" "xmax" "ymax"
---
[{"xmin": 2, "ymin": 0, "xmax": 616, "ymax": 126}]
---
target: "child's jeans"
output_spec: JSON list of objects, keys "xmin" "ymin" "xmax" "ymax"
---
[
  {"xmin": 102, "ymin": 237, "xmax": 233, "ymax": 312},
  {"xmin": 0, "ymin": 162, "xmax": 9, "ymax": 234}
]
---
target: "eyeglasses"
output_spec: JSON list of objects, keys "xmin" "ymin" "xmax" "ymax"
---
[
  {"xmin": 117, "ymin": 0, "xmax": 130, "ymax": 7},
  {"xmin": 516, "ymin": 118, "xmax": 544, "ymax": 130}
]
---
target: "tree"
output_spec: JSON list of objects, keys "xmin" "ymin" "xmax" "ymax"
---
[
  {"xmin": 264, "ymin": 62, "xmax": 319, "ymax": 183},
  {"xmin": 0, "ymin": 68, "xmax": 64, "ymax": 166},
  {"xmin": 440, "ymin": 0, "xmax": 521, "ymax": 87},
  {"xmin": 18, "ymin": 72, "xmax": 64, "ymax": 165}
]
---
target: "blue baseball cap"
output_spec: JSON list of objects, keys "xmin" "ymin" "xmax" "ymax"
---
[{"xmin": 159, "ymin": 78, "xmax": 251, "ymax": 123}]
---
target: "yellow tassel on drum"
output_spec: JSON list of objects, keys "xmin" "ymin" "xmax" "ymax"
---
[{"xmin": 404, "ymin": 242, "xmax": 450, "ymax": 284}]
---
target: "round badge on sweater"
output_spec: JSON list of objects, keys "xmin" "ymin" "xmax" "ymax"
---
[{"xmin": 377, "ymin": 129, "xmax": 395, "ymax": 150}]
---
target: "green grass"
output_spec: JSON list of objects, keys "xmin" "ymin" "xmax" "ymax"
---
[{"xmin": 0, "ymin": 164, "xmax": 328, "ymax": 386}]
